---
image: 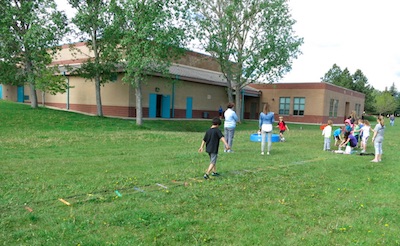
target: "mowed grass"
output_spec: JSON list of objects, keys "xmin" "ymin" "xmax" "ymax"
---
[{"xmin": 1, "ymin": 100, "xmax": 399, "ymax": 245}]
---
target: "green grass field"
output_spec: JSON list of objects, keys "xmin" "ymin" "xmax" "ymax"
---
[{"xmin": 1, "ymin": 100, "xmax": 399, "ymax": 245}]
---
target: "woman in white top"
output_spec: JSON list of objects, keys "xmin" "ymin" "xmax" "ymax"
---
[{"xmin": 223, "ymin": 102, "xmax": 239, "ymax": 152}]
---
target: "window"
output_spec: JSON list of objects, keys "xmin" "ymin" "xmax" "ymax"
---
[
  {"xmin": 329, "ymin": 99, "xmax": 339, "ymax": 117},
  {"xmin": 355, "ymin": 104, "xmax": 361, "ymax": 116},
  {"xmin": 279, "ymin": 97, "xmax": 290, "ymax": 115},
  {"xmin": 293, "ymin": 97, "xmax": 305, "ymax": 116}
]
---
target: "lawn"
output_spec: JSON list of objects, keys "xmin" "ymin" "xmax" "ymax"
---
[{"xmin": 1, "ymin": 100, "xmax": 399, "ymax": 245}]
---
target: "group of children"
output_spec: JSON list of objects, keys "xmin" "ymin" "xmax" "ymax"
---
[{"xmin": 322, "ymin": 118, "xmax": 372, "ymax": 154}]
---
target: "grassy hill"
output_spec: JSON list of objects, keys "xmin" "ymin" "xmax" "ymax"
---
[{"xmin": 1, "ymin": 100, "xmax": 399, "ymax": 245}]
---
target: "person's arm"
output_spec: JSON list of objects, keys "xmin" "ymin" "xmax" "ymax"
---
[
  {"xmin": 221, "ymin": 137, "xmax": 230, "ymax": 150},
  {"xmin": 198, "ymin": 140, "xmax": 206, "ymax": 153},
  {"xmin": 340, "ymin": 138, "xmax": 349, "ymax": 147},
  {"xmin": 233, "ymin": 112, "xmax": 240, "ymax": 123},
  {"xmin": 286, "ymin": 124, "xmax": 289, "ymax": 131},
  {"xmin": 371, "ymin": 127, "xmax": 378, "ymax": 142}
]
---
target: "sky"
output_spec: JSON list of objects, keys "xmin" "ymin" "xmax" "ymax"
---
[
  {"xmin": 55, "ymin": 0, "xmax": 400, "ymax": 91},
  {"xmin": 281, "ymin": 0, "xmax": 400, "ymax": 91}
]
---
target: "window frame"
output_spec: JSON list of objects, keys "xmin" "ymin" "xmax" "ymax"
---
[
  {"xmin": 279, "ymin": 97, "xmax": 290, "ymax": 115},
  {"xmin": 293, "ymin": 97, "xmax": 305, "ymax": 116}
]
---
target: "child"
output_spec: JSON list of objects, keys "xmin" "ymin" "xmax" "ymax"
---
[
  {"xmin": 357, "ymin": 119, "xmax": 364, "ymax": 148},
  {"xmin": 199, "ymin": 117, "xmax": 230, "ymax": 179},
  {"xmin": 360, "ymin": 120, "xmax": 371, "ymax": 153},
  {"xmin": 339, "ymin": 131, "xmax": 358, "ymax": 154},
  {"xmin": 344, "ymin": 119, "xmax": 353, "ymax": 134},
  {"xmin": 322, "ymin": 120, "xmax": 333, "ymax": 151},
  {"xmin": 276, "ymin": 116, "xmax": 289, "ymax": 142},
  {"xmin": 371, "ymin": 116, "xmax": 385, "ymax": 162},
  {"xmin": 352, "ymin": 121, "xmax": 361, "ymax": 146},
  {"xmin": 333, "ymin": 126, "xmax": 343, "ymax": 146}
]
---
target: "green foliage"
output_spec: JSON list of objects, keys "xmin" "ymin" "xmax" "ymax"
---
[
  {"xmin": 193, "ymin": 0, "xmax": 303, "ymax": 119},
  {"xmin": 35, "ymin": 66, "xmax": 68, "ymax": 95},
  {"xmin": 68, "ymin": 0, "xmax": 125, "ymax": 116},
  {"xmin": 375, "ymin": 91, "xmax": 399, "ymax": 115},
  {"xmin": 1, "ymin": 100, "xmax": 400, "ymax": 245},
  {"xmin": 117, "ymin": 0, "xmax": 192, "ymax": 125},
  {"xmin": 321, "ymin": 64, "xmax": 376, "ymax": 113},
  {"xmin": 0, "ymin": 0, "xmax": 69, "ymax": 108}
]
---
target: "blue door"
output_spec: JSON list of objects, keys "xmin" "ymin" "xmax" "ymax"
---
[
  {"xmin": 17, "ymin": 86, "xmax": 24, "ymax": 102},
  {"xmin": 149, "ymin": 93, "xmax": 157, "ymax": 118},
  {"xmin": 186, "ymin": 97, "xmax": 193, "ymax": 118},
  {"xmin": 0, "ymin": 85, "xmax": 2, "ymax": 99},
  {"xmin": 161, "ymin": 95, "xmax": 171, "ymax": 118}
]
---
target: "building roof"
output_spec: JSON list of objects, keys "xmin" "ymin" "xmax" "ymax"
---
[{"xmin": 169, "ymin": 64, "xmax": 227, "ymax": 86}]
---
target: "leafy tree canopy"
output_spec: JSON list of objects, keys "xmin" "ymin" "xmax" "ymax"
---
[
  {"xmin": 192, "ymin": 0, "xmax": 303, "ymax": 119},
  {"xmin": 0, "ymin": 0, "xmax": 69, "ymax": 108},
  {"xmin": 321, "ymin": 64, "xmax": 376, "ymax": 113}
]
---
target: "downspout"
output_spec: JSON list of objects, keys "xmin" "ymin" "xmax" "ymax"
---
[
  {"xmin": 63, "ymin": 71, "xmax": 70, "ymax": 110},
  {"xmin": 241, "ymin": 89, "xmax": 245, "ymax": 121},
  {"xmin": 172, "ymin": 76, "xmax": 178, "ymax": 118}
]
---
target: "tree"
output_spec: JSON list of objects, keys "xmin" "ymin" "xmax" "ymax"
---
[
  {"xmin": 322, "ymin": 65, "xmax": 376, "ymax": 113},
  {"xmin": 388, "ymin": 82, "xmax": 400, "ymax": 114},
  {"xmin": 352, "ymin": 69, "xmax": 375, "ymax": 113},
  {"xmin": 193, "ymin": 0, "xmax": 303, "ymax": 120},
  {"xmin": 68, "ymin": 0, "xmax": 123, "ymax": 116},
  {"xmin": 321, "ymin": 64, "xmax": 353, "ymax": 89},
  {"xmin": 320, "ymin": 64, "xmax": 342, "ymax": 84},
  {"xmin": 118, "ymin": 0, "xmax": 191, "ymax": 125},
  {"xmin": 375, "ymin": 90, "xmax": 398, "ymax": 115},
  {"xmin": 0, "ymin": 0, "xmax": 69, "ymax": 108},
  {"xmin": 35, "ymin": 66, "xmax": 69, "ymax": 105}
]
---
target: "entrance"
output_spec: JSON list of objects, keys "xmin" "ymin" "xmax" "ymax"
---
[
  {"xmin": 344, "ymin": 102, "xmax": 350, "ymax": 120},
  {"xmin": 149, "ymin": 93, "xmax": 171, "ymax": 118}
]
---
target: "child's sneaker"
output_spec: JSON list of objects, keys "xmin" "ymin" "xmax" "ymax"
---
[
  {"xmin": 203, "ymin": 174, "xmax": 209, "ymax": 179},
  {"xmin": 211, "ymin": 172, "xmax": 220, "ymax": 176}
]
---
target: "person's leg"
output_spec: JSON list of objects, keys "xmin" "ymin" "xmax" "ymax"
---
[
  {"xmin": 267, "ymin": 132, "xmax": 272, "ymax": 154},
  {"xmin": 372, "ymin": 141, "xmax": 379, "ymax": 162},
  {"xmin": 206, "ymin": 164, "xmax": 214, "ymax": 174},
  {"xmin": 205, "ymin": 154, "xmax": 217, "ymax": 178},
  {"xmin": 327, "ymin": 138, "xmax": 331, "ymax": 150},
  {"xmin": 261, "ymin": 130, "xmax": 266, "ymax": 154},
  {"xmin": 377, "ymin": 142, "xmax": 383, "ymax": 161},
  {"xmin": 229, "ymin": 128, "xmax": 235, "ymax": 149},
  {"xmin": 225, "ymin": 127, "xmax": 234, "ymax": 151},
  {"xmin": 224, "ymin": 128, "xmax": 229, "ymax": 151}
]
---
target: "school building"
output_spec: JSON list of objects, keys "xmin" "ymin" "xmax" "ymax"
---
[
  {"xmin": 248, "ymin": 82, "xmax": 365, "ymax": 124},
  {"xmin": 0, "ymin": 42, "xmax": 364, "ymax": 124}
]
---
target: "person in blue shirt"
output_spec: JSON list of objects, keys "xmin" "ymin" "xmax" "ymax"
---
[
  {"xmin": 258, "ymin": 103, "xmax": 274, "ymax": 155},
  {"xmin": 333, "ymin": 126, "xmax": 343, "ymax": 147}
]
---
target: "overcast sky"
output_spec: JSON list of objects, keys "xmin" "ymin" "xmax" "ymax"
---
[
  {"xmin": 281, "ymin": 0, "xmax": 400, "ymax": 91},
  {"xmin": 55, "ymin": 0, "xmax": 400, "ymax": 91}
]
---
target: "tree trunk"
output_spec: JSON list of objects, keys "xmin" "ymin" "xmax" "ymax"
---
[
  {"xmin": 26, "ymin": 62, "xmax": 38, "ymax": 108},
  {"xmin": 42, "ymin": 91, "xmax": 45, "ymax": 106},
  {"xmin": 95, "ymin": 76, "xmax": 103, "ymax": 116},
  {"xmin": 135, "ymin": 79, "xmax": 143, "ymax": 126},
  {"xmin": 29, "ymin": 82, "xmax": 38, "ymax": 108},
  {"xmin": 235, "ymin": 85, "xmax": 242, "ymax": 122},
  {"xmin": 92, "ymin": 29, "xmax": 103, "ymax": 117},
  {"xmin": 227, "ymin": 86, "xmax": 234, "ymax": 103}
]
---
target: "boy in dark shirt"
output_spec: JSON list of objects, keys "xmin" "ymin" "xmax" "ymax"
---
[{"xmin": 199, "ymin": 117, "xmax": 230, "ymax": 179}]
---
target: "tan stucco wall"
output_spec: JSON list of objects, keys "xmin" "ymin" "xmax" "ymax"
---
[
  {"xmin": 1, "ymin": 84, "xmax": 18, "ymax": 101},
  {"xmin": 250, "ymin": 82, "xmax": 365, "ymax": 123}
]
